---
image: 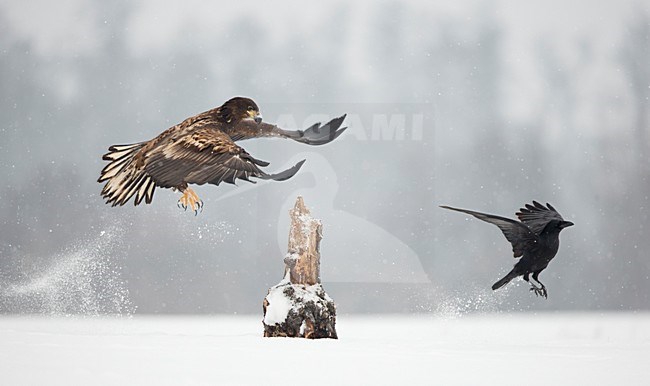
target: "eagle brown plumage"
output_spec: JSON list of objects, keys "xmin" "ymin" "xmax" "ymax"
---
[{"xmin": 98, "ymin": 97, "xmax": 346, "ymax": 213}]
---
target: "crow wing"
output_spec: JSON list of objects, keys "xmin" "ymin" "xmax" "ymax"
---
[
  {"xmin": 440, "ymin": 205, "xmax": 539, "ymax": 258},
  {"xmin": 144, "ymin": 126, "xmax": 304, "ymax": 189},
  {"xmin": 515, "ymin": 201, "xmax": 565, "ymax": 235}
]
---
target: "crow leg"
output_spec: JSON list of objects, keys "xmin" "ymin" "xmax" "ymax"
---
[
  {"xmin": 529, "ymin": 283, "xmax": 546, "ymax": 298},
  {"xmin": 524, "ymin": 272, "xmax": 546, "ymax": 298},
  {"xmin": 531, "ymin": 272, "xmax": 547, "ymax": 299}
]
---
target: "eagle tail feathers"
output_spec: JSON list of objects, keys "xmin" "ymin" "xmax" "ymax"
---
[{"xmin": 99, "ymin": 142, "xmax": 156, "ymax": 206}]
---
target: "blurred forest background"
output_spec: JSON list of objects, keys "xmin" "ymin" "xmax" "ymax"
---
[{"xmin": 1, "ymin": 0, "xmax": 649, "ymax": 314}]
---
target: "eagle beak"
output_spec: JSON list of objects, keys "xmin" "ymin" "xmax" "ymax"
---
[
  {"xmin": 560, "ymin": 221, "xmax": 574, "ymax": 229},
  {"xmin": 247, "ymin": 109, "xmax": 262, "ymax": 124}
]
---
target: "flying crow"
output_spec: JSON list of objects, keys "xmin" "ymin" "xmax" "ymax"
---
[{"xmin": 440, "ymin": 201, "xmax": 573, "ymax": 298}]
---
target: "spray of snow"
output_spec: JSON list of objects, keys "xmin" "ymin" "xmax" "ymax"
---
[
  {"xmin": 180, "ymin": 220, "xmax": 234, "ymax": 243},
  {"xmin": 0, "ymin": 226, "xmax": 134, "ymax": 315},
  {"xmin": 433, "ymin": 284, "xmax": 511, "ymax": 319}
]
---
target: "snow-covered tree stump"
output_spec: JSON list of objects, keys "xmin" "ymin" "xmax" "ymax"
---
[{"xmin": 262, "ymin": 196, "xmax": 338, "ymax": 339}]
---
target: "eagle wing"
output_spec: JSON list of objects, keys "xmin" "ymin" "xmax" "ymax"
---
[
  {"xmin": 515, "ymin": 201, "xmax": 565, "ymax": 235},
  {"xmin": 144, "ymin": 126, "xmax": 304, "ymax": 189},
  {"xmin": 440, "ymin": 205, "xmax": 539, "ymax": 258},
  {"xmin": 231, "ymin": 115, "xmax": 347, "ymax": 145}
]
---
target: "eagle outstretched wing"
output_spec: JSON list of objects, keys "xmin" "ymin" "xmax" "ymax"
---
[
  {"xmin": 144, "ymin": 127, "xmax": 304, "ymax": 189},
  {"xmin": 282, "ymin": 114, "xmax": 348, "ymax": 145},
  {"xmin": 440, "ymin": 205, "xmax": 539, "ymax": 258},
  {"xmin": 230, "ymin": 115, "xmax": 348, "ymax": 145},
  {"xmin": 515, "ymin": 201, "xmax": 566, "ymax": 235}
]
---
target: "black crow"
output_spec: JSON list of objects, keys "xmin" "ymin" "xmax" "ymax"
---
[{"xmin": 440, "ymin": 201, "xmax": 574, "ymax": 298}]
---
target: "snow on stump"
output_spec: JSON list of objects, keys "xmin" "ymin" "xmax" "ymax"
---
[{"xmin": 262, "ymin": 196, "xmax": 338, "ymax": 339}]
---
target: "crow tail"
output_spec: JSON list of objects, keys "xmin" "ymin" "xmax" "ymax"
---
[{"xmin": 492, "ymin": 270, "xmax": 518, "ymax": 291}]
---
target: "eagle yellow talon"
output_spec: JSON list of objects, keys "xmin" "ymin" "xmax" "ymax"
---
[{"xmin": 178, "ymin": 188, "xmax": 202, "ymax": 213}]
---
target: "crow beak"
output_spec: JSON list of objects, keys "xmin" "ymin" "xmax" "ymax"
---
[{"xmin": 560, "ymin": 221, "xmax": 574, "ymax": 229}]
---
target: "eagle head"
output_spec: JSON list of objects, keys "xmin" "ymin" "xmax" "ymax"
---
[{"xmin": 218, "ymin": 97, "xmax": 262, "ymax": 124}]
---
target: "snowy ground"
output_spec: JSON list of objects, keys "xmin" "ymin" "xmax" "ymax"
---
[{"xmin": 1, "ymin": 313, "xmax": 649, "ymax": 385}]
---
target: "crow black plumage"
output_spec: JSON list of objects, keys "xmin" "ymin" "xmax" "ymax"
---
[{"xmin": 440, "ymin": 201, "xmax": 574, "ymax": 299}]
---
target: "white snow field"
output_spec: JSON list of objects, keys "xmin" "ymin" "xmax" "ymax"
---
[{"xmin": 1, "ymin": 313, "xmax": 649, "ymax": 385}]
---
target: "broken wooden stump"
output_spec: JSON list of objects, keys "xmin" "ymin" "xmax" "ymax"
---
[{"xmin": 262, "ymin": 196, "xmax": 338, "ymax": 339}]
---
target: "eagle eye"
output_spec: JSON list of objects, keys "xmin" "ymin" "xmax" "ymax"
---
[{"xmin": 247, "ymin": 106, "xmax": 254, "ymax": 111}]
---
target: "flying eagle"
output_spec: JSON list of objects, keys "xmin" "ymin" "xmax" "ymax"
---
[{"xmin": 98, "ymin": 97, "xmax": 346, "ymax": 213}]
